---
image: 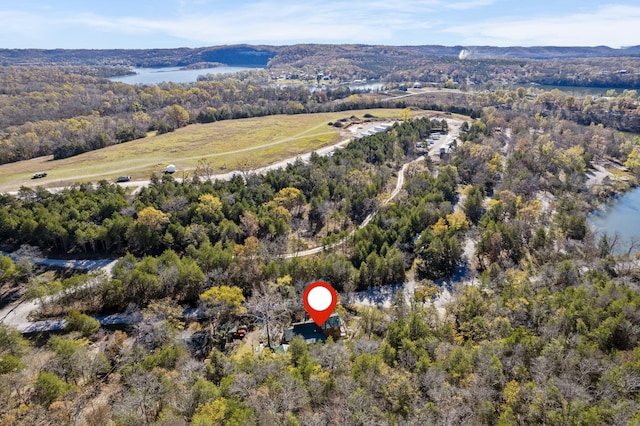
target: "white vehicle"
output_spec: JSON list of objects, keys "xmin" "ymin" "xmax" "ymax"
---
[{"xmin": 165, "ymin": 164, "xmax": 176, "ymax": 174}]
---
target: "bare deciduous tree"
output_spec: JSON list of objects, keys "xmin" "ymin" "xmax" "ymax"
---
[
  {"xmin": 115, "ymin": 371, "xmax": 167, "ymax": 425},
  {"xmin": 246, "ymin": 283, "xmax": 291, "ymax": 348},
  {"xmin": 194, "ymin": 158, "xmax": 216, "ymax": 182}
]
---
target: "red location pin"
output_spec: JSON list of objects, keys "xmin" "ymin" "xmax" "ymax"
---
[{"xmin": 303, "ymin": 281, "xmax": 338, "ymax": 327}]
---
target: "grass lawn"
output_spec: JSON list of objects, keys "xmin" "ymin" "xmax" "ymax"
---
[{"xmin": 0, "ymin": 109, "xmax": 404, "ymax": 192}]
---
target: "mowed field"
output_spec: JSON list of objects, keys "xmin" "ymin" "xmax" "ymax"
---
[{"xmin": 0, "ymin": 109, "xmax": 403, "ymax": 192}]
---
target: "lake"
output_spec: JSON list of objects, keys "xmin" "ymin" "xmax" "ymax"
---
[
  {"xmin": 109, "ymin": 66, "xmax": 261, "ymax": 85},
  {"xmin": 589, "ymin": 186, "xmax": 640, "ymax": 252},
  {"xmin": 314, "ymin": 81, "xmax": 388, "ymax": 92}
]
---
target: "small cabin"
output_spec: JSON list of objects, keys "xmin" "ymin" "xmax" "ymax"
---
[{"xmin": 283, "ymin": 314, "xmax": 346, "ymax": 344}]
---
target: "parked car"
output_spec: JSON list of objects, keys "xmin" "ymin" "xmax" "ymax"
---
[
  {"xmin": 116, "ymin": 175, "xmax": 131, "ymax": 182},
  {"xmin": 32, "ymin": 172, "xmax": 47, "ymax": 179},
  {"xmin": 228, "ymin": 325, "xmax": 248, "ymax": 340}
]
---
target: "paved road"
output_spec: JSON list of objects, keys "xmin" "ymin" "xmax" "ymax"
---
[
  {"xmin": 282, "ymin": 118, "xmax": 463, "ymax": 258},
  {"xmin": 114, "ymin": 123, "xmax": 389, "ymax": 193},
  {"xmin": 288, "ymin": 117, "xmax": 467, "ymax": 314},
  {"xmin": 281, "ymin": 155, "xmax": 426, "ymax": 259},
  {"xmin": 0, "ymin": 115, "xmax": 464, "ymax": 331},
  {"xmin": 3, "ymin": 120, "xmax": 387, "ymax": 195},
  {"xmin": 0, "ymin": 253, "xmax": 117, "ymax": 333},
  {"xmin": 0, "ymin": 250, "xmax": 116, "ymax": 271},
  {"xmin": 0, "ymin": 123, "xmax": 390, "ymax": 332}
]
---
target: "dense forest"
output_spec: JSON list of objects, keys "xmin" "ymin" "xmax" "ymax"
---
[
  {"xmin": 2, "ymin": 46, "xmax": 640, "ymax": 425},
  {"xmin": 0, "ymin": 118, "xmax": 437, "ymax": 299},
  {"xmin": 2, "ymin": 95, "xmax": 640, "ymax": 423},
  {"xmin": 0, "ymin": 45, "xmax": 278, "ymax": 68},
  {"xmin": 2, "ymin": 46, "xmax": 640, "ymax": 165},
  {"xmin": 2, "ymin": 43, "xmax": 640, "ymax": 66}
]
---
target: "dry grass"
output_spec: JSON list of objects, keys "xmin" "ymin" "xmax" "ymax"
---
[
  {"xmin": 605, "ymin": 165, "xmax": 633, "ymax": 179},
  {"xmin": 230, "ymin": 329, "xmax": 261, "ymax": 361},
  {"xmin": 0, "ymin": 109, "xmax": 403, "ymax": 192}
]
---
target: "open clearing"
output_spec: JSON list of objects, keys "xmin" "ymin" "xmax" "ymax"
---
[{"xmin": 0, "ymin": 109, "xmax": 403, "ymax": 192}]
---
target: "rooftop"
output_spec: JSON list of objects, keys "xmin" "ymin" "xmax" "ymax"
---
[{"xmin": 283, "ymin": 313, "xmax": 346, "ymax": 344}]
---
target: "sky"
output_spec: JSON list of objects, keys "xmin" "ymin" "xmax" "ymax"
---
[{"xmin": 1, "ymin": 0, "xmax": 640, "ymax": 49}]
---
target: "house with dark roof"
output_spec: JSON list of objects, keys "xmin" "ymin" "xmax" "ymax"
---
[{"xmin": 283, "ymin": 313, "xmax": 346, "ymax": 344}]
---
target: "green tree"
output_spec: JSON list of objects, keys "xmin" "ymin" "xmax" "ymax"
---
[
  {"xmin": 65, "ymin": 310, "xmax": 100, "ymax": 337},
  {"xmin": 187, "ymin": 377, "xmax": 220, "ymax": 417},
  {"xmin": 359, "ymin": 306, "xmax": 387, "ymax": 338},
  {"xmin": 200, "ymin": 285, "xmax": 247, "ymax": 329},
  {"xmin": 272, "ymin": 187, "xmax": 306, "ymax": 216},
  {"xmin": 416, "ymin": 234, "xmax": 462, "ymax": 279},
  {"xmin": 35, "ymin": 371, "xmax": 71, "ymax": 406},
  {"xmin": 0, "ymin": 255, "xmax": 17, "ymax": 285},
  {"xmin": 47, "ymin": 335, "xmax": 90, "ymax": 384},
  {"xmin": 195, "ymin": 194, "xmax": 224, "ymax": 223},
  {"xmin": 127, "ymin": 206, "xmax": 170, "ymax": 253},
  {"xmin": 177, "ymin": 256, "xmax": 206, "ymax": 302},
  {"xmin": 192, "ymin": 397, "xmax": 253, "ymax": 426},
  {"xmin": 0, "ymin": 354, "xmax": 24, "ymax": 374},
  {"xmin": 463, "ymin": 185, "xmax": 485, "ymax": 225},
  {"xmin": 0, "ymin": 324, "xmax": 30, "ymax": 357},
  {"xmin": 192, "ymin": 399, "xmax": 227, "ymax": 425},
  {"xmin": 166, "ymin": 104, "xmax": 190, "ymax": 129},
  {"xmin": 624, "ymin": 149, "xmax": 640, "ymax": 173},
  {"xmin": 288, "ymin": 337, "xmax": 317, "ymax": 380}
]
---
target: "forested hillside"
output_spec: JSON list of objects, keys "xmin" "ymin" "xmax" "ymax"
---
[
  {"xmin": 0, "ymin": 45, "xmax": 278, "ymax": 67},
  {"xmin": 2, "ymin": 45, "xmax": 640, "ymax": 425},
  {"xmin": 2, "ymin": 93, "xmax": 640, "ymax": 423},
  {"xmin": 2, "ymin": 44, "xmax": 640, "ymax": 165},
  {"xmin": 2, "ymin": 44, "xmax": 639, "ymax": 67}
]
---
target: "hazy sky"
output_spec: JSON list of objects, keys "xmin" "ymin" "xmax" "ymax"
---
[{"xmin": 2, "ymin": 1, "xmax": 639, "ymax": 49}]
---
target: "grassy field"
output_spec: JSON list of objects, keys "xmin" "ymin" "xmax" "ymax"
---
[{"xmin": 0, "ymin": 109, "xmax": 408, "ymax": 192}]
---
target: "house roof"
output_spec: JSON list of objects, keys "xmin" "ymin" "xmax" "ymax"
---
[
  {"xmin": 323, "ymin": 313, "xmax": 343, "ymax": 329},
  {"xmin": 283, "ymin": 313, "xmax": 343, "ymax": 343},
  {"xmin": 284, "ymin": 322, "xmax": 326, "ymax": 344}
]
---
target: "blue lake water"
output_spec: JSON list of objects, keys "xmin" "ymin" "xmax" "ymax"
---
[
  {"xmin": 109, "ymin": 66, "xmax": 260, "ymax": 85},
  {"xmin": 589, "ymin": 187, "xmax": 640, "ymax": 251}
]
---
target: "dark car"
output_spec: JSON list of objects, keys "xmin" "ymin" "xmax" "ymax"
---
[
  {"xmin": 32, "ymin": 172, "xmax": 47, "ymax": 179},
  {"xmin": 116, "ymin": 176, "xmax": 131, "ymax": 182}
]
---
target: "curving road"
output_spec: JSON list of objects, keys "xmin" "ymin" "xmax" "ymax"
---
[
  {"xmin": 280, "ymin": 155, "xmax": 425, "ymax": 258},
  {"xmin": 0, "ymin": 254, "xmax": 117, "ymax": 333},
  {"xmin": 0, "ymin": 116, "xmax": 463, "ymax": 332},
  {"xmin": 281, "ymin": 119, "xmax": 462, "ymax": 258},
  {"xmin": 0, "ymin": 250, "xmax": 116, "ymax": 271}
]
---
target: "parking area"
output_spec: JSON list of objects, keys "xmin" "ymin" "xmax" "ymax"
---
[{"xmin": 349, "ymin": 121, "xmax": 394, "ymax": 139}]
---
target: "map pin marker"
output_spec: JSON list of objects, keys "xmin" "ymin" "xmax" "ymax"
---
[{"xmin": 303, "ymin": 281, "xmax": 338, "ymax": 327}]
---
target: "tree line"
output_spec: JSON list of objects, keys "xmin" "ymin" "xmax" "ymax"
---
[
  {"xmin": 3, "ymin": 52, "xmax": 640, "ymax": 165},
  {"xmin": 3, "ymin": 245, "xmax": 640, "ymax": 424},
  {"xmin": 1, "ymin": 118, "xmax": 450, "ymax": 308},
  {"xmin": 3, "ymin": 95, "xmax": 640, "ymax": 424},
  {"xmin": 0, "ymin": 66, "xmax": 401, "ymax": 164}
]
